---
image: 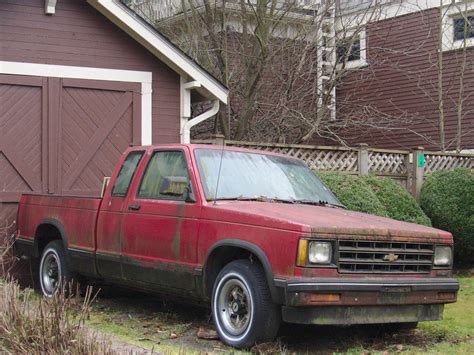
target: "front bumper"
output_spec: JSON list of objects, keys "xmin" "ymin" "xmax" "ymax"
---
[
  {"xmin": 282, "ymin": 304, "xmax": 444, "ymax": 325},
  {"xmin": 275, "ymin": 277, "xmax": 459, "ymax": 325}
]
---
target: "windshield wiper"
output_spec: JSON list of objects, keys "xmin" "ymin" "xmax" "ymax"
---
[
  {"xmin": 209, "ymin": 196, "xmax": 296, "ymax": 204},
  {"xmin": 293, "ymin": 199, "xmax": 346, "ymax": 209}
]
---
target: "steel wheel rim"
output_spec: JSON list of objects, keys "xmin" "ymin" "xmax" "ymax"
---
[
  {"xmin": 217, "ymin": 277, "xmax": 253, "ymax": 336},
  {"xmin": 41, "ymin": 251, "xmax": 60, "ymax": 296}
]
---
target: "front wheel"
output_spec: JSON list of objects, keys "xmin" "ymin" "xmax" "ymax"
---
[
  {"xmin": 212, "ymin": 260, "xmax": 280, "ymax": 348},
  {"xmin": 39, "ymin": 240, "xmax": 73, "ymax": 297}
]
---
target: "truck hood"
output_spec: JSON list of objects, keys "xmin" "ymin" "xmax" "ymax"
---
[{"xmin": 205, "ymin": 201, "xmax": 451, "ymax": 243}]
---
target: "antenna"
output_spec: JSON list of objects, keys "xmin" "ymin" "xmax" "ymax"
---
[{"xmin": 213, "ymin": 138, "xmax": 226, "ymax": 205}]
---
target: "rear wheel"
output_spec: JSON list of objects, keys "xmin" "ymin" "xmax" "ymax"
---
[
  {"xmin": 39, "ymin": 240, "xmax": 73, "ymax": 297},
  {"xmin": 212, "ymin": 260, "xmax": 280, "ymax": 348}
]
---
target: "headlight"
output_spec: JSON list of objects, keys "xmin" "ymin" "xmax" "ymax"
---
[
  {"xmin": 434, "ymin": 246, "xmax": 452, "ymax": 266},
  {"xmin": 308, "ymin": 241, "xmax": 332, "ymax": 264}
]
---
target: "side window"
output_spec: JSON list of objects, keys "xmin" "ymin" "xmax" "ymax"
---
[
  {"xmin": 138, "ymin": 151, "xmax": 190, "ymax": 200},
  {"xmin": 111, "ymin": 151, "xmax": 144, "ymax": 197}
]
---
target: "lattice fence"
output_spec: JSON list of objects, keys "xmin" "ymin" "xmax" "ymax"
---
[
  {"xmin": 368, "ymin": 150, "xmax": 409, "ymax": 177},
  {"xmin": 424, "ymin": 152, "xmax": 474, "ymax": 176},
  {"xmin": 224, "ymin": 141, "xmax": 359, "ymax": 173}
]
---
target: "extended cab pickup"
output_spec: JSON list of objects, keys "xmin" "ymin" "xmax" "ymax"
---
[{"xmin": 16, "ymin": 144, "xmax": 459, "ymax": 347}]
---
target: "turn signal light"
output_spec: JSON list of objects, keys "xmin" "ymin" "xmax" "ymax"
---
[
  {"xmin": 297, "ymin": 239, "xmax": 308, "ymax": 266},
  {"xmin": 309, "ymin": 293, "xmax": 341, "ymax": 303}
]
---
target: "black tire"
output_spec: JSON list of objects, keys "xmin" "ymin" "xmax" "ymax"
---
[
  {"xmin": 211, "ymin": 259, "xmax": 281, "ymax": 348},
  {"xmin": 38, "ymin": 240, "xmax": 74, "ymax": 297}
]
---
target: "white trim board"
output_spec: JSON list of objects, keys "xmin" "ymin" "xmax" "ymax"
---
[
  {"xmin": 0, "ymin": 61, "xmax": 153, "ymax": 145},
  {"xmin": 87, "ymin": 0, "xmax": 228, "ymax": 105}
]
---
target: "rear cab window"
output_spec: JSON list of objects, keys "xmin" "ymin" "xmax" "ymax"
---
[{"xmin": 112, "ymin": 151, "xmax": 144, "ymax": 197}]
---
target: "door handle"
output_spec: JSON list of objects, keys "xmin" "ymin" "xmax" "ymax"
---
[{"xmin": 128, "ymin": 204, "xmax": 141, "ymax": 211}]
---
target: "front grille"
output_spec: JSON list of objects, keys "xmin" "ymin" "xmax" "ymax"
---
[{"xmin": 338, "ymin": 240, "xmax": 434, "ymax": 274}]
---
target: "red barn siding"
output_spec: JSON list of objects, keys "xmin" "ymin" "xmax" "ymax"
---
[
  {"xmin": 337, "ymin": 8, "xmax": 474, "ymax": 150},
  {"xmin": 0, "ymin": 0, "xmax": 186, "ymax": 236},
  {"xmin": 0, "ymin": 0, "xmax": 181, "ymax": 144}
]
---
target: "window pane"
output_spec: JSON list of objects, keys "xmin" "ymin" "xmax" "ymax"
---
[
  {"xmin": 194, "ymin": 149, "xmax": 342, "ymax": 206},
  {"xmin": 454, "ymin": 16, "xmax": 474, "ymax": 41},
  {"xmin": 337, "ymin": 36, "xmax": 361, "ymax": 63},
  {"xmin": 112, "ymin": 151, "xmax": 143, "ymax": 197},
  {"xmin": 138, "ymin": 151, "xmax": 190, "ymax": 200}
]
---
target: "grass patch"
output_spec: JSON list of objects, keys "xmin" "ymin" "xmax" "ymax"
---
[
  {"xmin": 343, "ymin": 276, "xmax": 474, "ymax": 353},
  {"xmin": 420, "ymin": 277, "xmax": 474, "ymax": 340},
  {"xmin": 87, "ymin": 277, "xmax": 473, "ymax": 354}
]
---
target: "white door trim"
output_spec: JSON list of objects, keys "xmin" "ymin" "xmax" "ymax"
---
[{"xmin": 0, "ymin": 61, "xmax": 153, "ymax": 145}]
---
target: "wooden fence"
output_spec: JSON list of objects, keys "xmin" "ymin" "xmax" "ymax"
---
[{"xmin": 193, "ymin": 138, "xmax": 474, "ymax": 201}]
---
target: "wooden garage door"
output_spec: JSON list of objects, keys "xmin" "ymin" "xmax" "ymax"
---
[
  {"xmin": 0, "ymin": 75, "xmax": 45, "ymax": 230},
  {"xmin": 0, "ymin": 75, "xmax": 141, "ymax": 228}
]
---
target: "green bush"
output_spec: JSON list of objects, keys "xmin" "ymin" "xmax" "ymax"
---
[
  {"xmin": 420, "ymin": 168, "xmax": 474, "ymax": 266},
  {"xmin": 318, "ymin": 172, "xmax": 431, "ymax": 226},
  {"xmin": 318, "ymin": 172, "xmax": 388, "ymax": 217},
  {"xmin": 364, "ymin": 176, "xmax": 432, "ymax": 226}
]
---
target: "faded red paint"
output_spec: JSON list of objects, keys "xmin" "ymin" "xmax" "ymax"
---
[{"xmin": 16, "ymin": 144, "xmax": 457, "ymax": 312}]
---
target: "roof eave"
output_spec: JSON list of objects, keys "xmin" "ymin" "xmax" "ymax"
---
[{"xmin": 87, "ymin": 0, "xmax": 228, "ymax": 104}]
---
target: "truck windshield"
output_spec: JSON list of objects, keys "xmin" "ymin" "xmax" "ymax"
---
[{"xmin": 194, "ymin": 149, "xmax": 343, "ymax": 207}]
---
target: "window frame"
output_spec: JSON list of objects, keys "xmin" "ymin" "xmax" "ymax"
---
[
  {"xmin": 111, "ymin": 150, "xmax": 144, "ymax": 197},
  {"xmin": 336, "ymin": 27, "xmax": 367, "ymax": 70},
  {"xmin": 441, "ymin": 4, "xmax": 474, "ymax": 52},
  {"xmin": 135, "ymin": 149, "xmax": 193, "ymax": 202}
]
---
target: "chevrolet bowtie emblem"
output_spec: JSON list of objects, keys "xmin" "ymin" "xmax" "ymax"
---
[{"xmin": 383, "ymin": 253, "xmax": 399, "ymax": 262}]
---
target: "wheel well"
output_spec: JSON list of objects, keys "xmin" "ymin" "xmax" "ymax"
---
[
  {"xmin": 204, "ymin": 246, "xmax": 264, "ymax": 298},
  {"xmin": 35, "ymin": 224, "xmax": 63, "ymax": 256}
]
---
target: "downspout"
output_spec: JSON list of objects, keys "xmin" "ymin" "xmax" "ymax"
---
[{"xmin": 181, "ymin": 100, "xmax": 220, "ymax": 144}]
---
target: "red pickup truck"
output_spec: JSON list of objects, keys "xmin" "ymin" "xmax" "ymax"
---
[{"xmin": 15, "ymin": 144, "xmax": 458, "ymax": 347}]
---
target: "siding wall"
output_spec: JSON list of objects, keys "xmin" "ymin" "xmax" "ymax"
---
[
  {"xmin": 337, "ymin": 8, "xmax": 474, "ymax": 150},
  {"xmin": 0, "ymin": 0, "xmax": 182, "ymax": 235},
  {"xmin": 0, "ymin": 0, "xmax": 181, "ymax": 144}
]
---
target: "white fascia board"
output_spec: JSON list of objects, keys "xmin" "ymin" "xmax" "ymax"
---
[
  {"xmin": 0, "ymin": 61, "xmax": 153, "ymax": 145},
  {"xmin": 87, "ymin": 0, "xmax": 228, "ymax": 105}
]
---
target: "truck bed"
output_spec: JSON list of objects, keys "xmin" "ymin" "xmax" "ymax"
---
[{"xmin": 17, "ymin": 194, "xmax": 102, "ymax": 253}]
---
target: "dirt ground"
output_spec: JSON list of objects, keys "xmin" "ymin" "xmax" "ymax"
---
[{"xmin": 85, "ymin": 278, "xmax": 474, "ymax": 354}]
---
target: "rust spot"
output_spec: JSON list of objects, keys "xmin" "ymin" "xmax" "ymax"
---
[{"xmin": 171, "ymin": 202, "xmax": 185, "ymax": 259}]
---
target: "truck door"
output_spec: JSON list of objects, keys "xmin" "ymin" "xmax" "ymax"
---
[
  {"xmin": 120, "ymin": 149, "xmax": 200, "ymax": 291},
  {"xmin": 96, "ymin": 150, "xmax": 144, "ymax": 280}
]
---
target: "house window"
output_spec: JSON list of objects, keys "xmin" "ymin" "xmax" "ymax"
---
[
  {"xmin": 453, "ymin": 16, "xmax": 474, "ymax": 41},
  {"xmin": 336, "ymin": 36, "xmax": 361, "ymax": 63}
]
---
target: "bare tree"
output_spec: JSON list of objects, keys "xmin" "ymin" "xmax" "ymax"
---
[
  {"xmin": 127, "ymin": 0, "xmax": 473, "ymax": 149},
  {"xmin": 131, "ymin": 0, "xmax": 411, "ymax": 144}
]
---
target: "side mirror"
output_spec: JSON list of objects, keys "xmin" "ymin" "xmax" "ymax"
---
[
  {"xmin": 159, "ymin": 176, "xmax": 195, "ymax": 202},
  {"xmin": 101, "ymin": 177, "xmax": 110, "ymax": 198}
]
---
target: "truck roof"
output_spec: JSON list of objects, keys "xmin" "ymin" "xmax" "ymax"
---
[{"xmin": 127, "ymin": 143, "xmax": 291, "ymax": 159}]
